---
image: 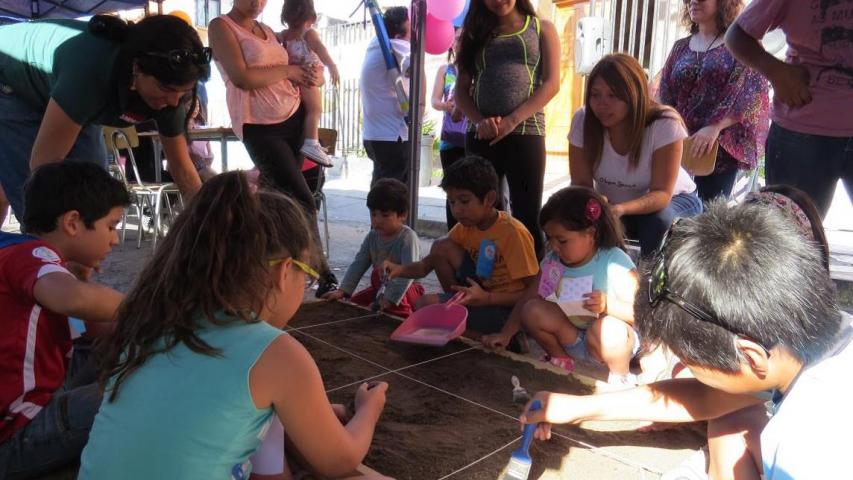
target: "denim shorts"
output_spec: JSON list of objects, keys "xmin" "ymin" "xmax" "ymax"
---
[
  {"xmin": 563, "ymin": 326, "xmax": 641, "ymax": 364},
  {"xmin": 0, "ymin": 87, "xmax": 107, "ymax": 218}
]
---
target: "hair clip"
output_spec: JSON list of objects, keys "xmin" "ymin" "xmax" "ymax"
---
[{"xmin": 585, "ymin": 198, "xmax": 601, "ymax": 222}]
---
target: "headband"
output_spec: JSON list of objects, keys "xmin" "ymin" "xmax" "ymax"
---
[{"xmin": 745, "ymin": 191, "xmax": 814, "ymax": 241}]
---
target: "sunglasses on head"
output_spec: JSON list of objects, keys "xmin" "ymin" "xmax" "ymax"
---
[
  {"xmin": 648, "ymin": 220, "xmax": 772, "ymax": 355},
  {"xmin": 268, "ymin": 257, "xmax": 320, "ymax": 289},
  {"xmin": 141, "ymin": 47, "xmax": 212, "ymax": 68}
]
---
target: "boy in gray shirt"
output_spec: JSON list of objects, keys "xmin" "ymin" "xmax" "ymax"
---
[{"xmin": 323, "ymin": 179, "xmax": 423, "ymax": 317}]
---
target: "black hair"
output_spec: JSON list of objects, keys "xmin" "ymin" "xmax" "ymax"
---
[
  {"xmin": 439, "ymin": 155, "xmax": 498, "ymax": 202},
  {"xmin": 383, "ymin": 6, "xmax": 409, "ymax": 39},
  {"xmin": 457, "ymin": 0, "xmax": 537, "ymax": 76},
  {"xmin": 367, "ymin": 178, "xmax": 409, "ymax": 215},
  {"xmin": 753, "ymin": 184, "xmax": 830, "ymax": 271},
  {"xmin": 636, "ymin": 200, "xmax": 842, "ymax": 373},
  {"xmin": 539, "ymin": 186, "xmax": 625, "ymax": 250},
  {"xmin": 22, "ymin": 162, "xmax": 130, "ymax": 235},
  {"xmin": 89, "ymin": 14, "xmax": 211, "ymax": 130},
  {"xmin": 281, "ymin": 0, "xmax": 318, "ymax": 28}
]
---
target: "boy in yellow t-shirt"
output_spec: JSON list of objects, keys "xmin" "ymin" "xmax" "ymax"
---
[{"xmin": 385, "ymin": 156, "xmax": 539, "ymax": 350}]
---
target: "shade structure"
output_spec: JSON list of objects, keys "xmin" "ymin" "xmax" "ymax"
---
[{"xmin": 0, "ymin": 0, "xmax": 159, "ymax": 22}]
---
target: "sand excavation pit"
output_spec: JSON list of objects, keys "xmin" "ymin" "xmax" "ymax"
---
[{"xmin": 289, "ymin": 301, "xmax": 706, "ymax": 479}]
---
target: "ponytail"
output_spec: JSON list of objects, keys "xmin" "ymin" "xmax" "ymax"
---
[{"xmin": 99, "ymin": 172, "xmax": 315, "ymax": 402}]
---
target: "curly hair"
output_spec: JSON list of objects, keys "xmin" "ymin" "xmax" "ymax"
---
[{"xmin": 681, "ymin": 0, "xmax": 743, "ymax": 34}]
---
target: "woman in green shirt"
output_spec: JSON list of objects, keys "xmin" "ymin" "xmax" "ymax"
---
[{"xmin": 0, "ymin": 14, "xmax": 211, "ymax": 218}]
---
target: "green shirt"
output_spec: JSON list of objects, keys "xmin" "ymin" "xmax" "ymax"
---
[{"xmin": 0, "ymin": 19, "xmax": 188, "ymax": 137}]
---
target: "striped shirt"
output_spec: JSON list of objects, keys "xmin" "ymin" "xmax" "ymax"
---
[{"xmin": 0, "ymin": 233, "xmax": 73, "ymax": 442}]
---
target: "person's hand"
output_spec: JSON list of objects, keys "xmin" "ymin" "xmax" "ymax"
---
[
  {"xmin": 611, "ymin": 203, "xmax": 624, "ymax": 218},
  {"xmin": 768, "ymin": 63, "xmax": 812, "ymax": 109},
  {"xmin": 520, "ymin": 391, "xmax": 585, "ymax": 441},
  {"xmin": 383, "ymin": 260, "xmax": 403, "ymax": 280},
  {"xmin": 451, "ymin": 278, "xmax": 489, "ymax": 306},
  {"xmin": 288, "ymin": 64, "xmax": 320, "ymax": 87},
  {"xmin": 354, "ymin": 381, "xmax": 388, "ymax": 417},
  {"xmin": 328, "ymin": 63, "xmax": 340, "ymax": 85},
  {"xmin": 481, "ymin": 332, "xmax": 512, "ymax": 350},
  {"xmin": 582, "ymin": 290, "xmax": 607, "ymax": 316},
  {"xmin": 690, "ymin": 125, "xmax": 721, "ymax": 158},
  {"xmin": 66, "ymin": 261, "xmax": 96, "ymax": 282},
  {"xmin": 489, "ymin": 114, "xmax": 521, "ymax": 145},
  {"xmin": 475, "ymin": 117, "xmax": 501, "ymax": 140},
  {"xmin": 323, "ymin": 289, "xmax": 345, "ymax": 302}
]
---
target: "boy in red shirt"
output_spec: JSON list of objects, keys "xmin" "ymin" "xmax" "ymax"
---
[{"xmin": 0, "ymin": 162, "xmax": 128, "ymax": 478}]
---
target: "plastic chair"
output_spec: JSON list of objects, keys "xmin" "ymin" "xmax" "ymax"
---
[{"xmin": 102, "ymin": 127, "xmax": 182, "ymax": 250}]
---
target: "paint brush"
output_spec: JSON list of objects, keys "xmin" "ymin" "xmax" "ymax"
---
[
  {"xmin": 502, "ymin": 400, "xmax": 542, "ymax": 480},
  {"xmin": 511, "ymin": 375, "xmax": 530, "ymax": 404},
  {"xmin": 371, "ymin": 271, "xmax": 389, "ymax": 312}
]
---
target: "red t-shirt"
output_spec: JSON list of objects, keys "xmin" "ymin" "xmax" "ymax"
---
[{"xmin": 0, "ymin": 233, "xmax": 73, "ymax": 442}]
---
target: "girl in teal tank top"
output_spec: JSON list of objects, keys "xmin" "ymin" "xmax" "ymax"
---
[
  {"xmin": 79, "ymin": 172, "xmax": 389, "ymax": 480},
  {"xmin": 454, "ymin": 0, "xmax": 562, "ymax": 258}
]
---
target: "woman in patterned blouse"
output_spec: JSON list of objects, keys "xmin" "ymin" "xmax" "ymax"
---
[{"xmin": 659, "ymin": 0, "xmax": 770, "ymax": 202}]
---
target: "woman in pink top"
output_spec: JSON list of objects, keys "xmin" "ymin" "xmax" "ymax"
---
[{"xmin": 209, "ymin": 0, "xmax": 338, "ymax": 296}]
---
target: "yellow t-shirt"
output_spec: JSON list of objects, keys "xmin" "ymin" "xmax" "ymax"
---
[{"xmin": 448, "ymin": 211, "xmax": 539, "ymax": 293}]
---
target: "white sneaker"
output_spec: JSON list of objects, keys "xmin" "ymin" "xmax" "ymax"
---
[
  {"xmin": 660, "ymin": 447, "xmax": 709, "ymax": 480},
  {"xmin": 300, "ymin": 143, "xmax": 333, "ymax": 167}
]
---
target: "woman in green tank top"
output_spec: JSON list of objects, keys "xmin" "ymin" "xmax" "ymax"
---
[
  {"xmin": 80, "ymin": 172, "xmax": 388, "ymax": 479},
  {"xmin": 454, "ymin": 0, "xmax": 561, "ymax": 258}
]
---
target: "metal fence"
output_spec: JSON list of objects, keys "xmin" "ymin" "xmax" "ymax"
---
[{"xmin": 587, "ymin": 0, "xmax": 683, "ymax": 76}]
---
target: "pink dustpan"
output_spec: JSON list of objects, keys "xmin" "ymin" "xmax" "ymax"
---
[{"xmin": 390, "ymin": 292, "xmax": 467, "ymax": 347}]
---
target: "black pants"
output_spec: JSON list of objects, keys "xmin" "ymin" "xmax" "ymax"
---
[
  {"xmin": 242, "ymin": 108, "xmax": 330, "ymax": 274},
  {"xmin": 364, "ymin": 138, "xmax": 411, "ymax": 186},
  {"xmin": 694, "ymin": 147, "xmax": 739, "ymax": 203},
  {"xmin": 439, "ymin": 146, "xmax": 466, "ymax": 229},
  {"xmin": 466, "ymin": 133, "xmax": 546, "ymax": 258}
]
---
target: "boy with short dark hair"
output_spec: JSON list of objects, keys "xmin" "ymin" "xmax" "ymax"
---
[
  {"xmin": 324, "ymin": 178, "xmax": 423, "ymax": 317},
  {"xmin": 522, "ymin": 201, "xmax": 852, "ymax": 479},
  {"xmin": 0, "ymin": 162, "xmax": 129, "ymax": 478},
  {"xmin": 386, "ymin": 156, "xmax": 539, "ymax": 347}
]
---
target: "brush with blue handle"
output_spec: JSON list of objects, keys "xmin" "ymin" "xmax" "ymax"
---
[{"xmin": 502, "ymin": 399, "xmax": 542, "ymax": 480}]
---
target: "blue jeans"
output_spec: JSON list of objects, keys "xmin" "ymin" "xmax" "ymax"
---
[
  {"xmin": 766, "ymin": 123, "xmax": 853, "ymax": 217},
  {"xmin": 0, "ymin": 88, "xmax": 107, "ymax": 218},
  {"xmin": 621, "ymin": 191, "xmax": 703, "ymax": 256},
  {"xmin": 0, "ymin": 342, "xmax": 102, "ymax": 479}
]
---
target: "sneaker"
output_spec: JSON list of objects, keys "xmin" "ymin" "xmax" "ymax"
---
[
  {"xmin": 545, "ymin": 355, "xmax": 575, "ymax": 373},
  {"xmin": 660, "ymin": 447, "xmax": 709, "ymax": 480},
  {"xmin": 300, "ymin": 143, "xmax": 333, "ymax": 168},
  {"xmin": 315, "ymin": 272, "xmax": 339, "ymax": 299}
]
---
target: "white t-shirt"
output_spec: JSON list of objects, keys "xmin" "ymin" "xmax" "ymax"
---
[
  {"xmin": 360, "ymin": 37, "xmax": 410, "ymax": 142},
  {"xmin": 760, "ymin": 312, "xmax": 853, "ymax": 479},
  {"xmin": 568, "ymin": 108, "xmax": 695, "ymax": 205}
]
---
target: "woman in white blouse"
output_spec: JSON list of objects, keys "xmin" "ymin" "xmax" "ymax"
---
[{"xmin": 569, "ymin": 54, "xmax": 702, "ymax": 255}]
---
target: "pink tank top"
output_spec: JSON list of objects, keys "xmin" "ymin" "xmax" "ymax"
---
[{"xmin": 214, "ymin": 15, "xmax": 300, "ymax": 139}]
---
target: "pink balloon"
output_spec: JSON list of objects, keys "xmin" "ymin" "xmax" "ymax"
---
[
  {"xmin": 427, "ymin": 0, "xmax": 465, "ymax": 21},
  {"xmin": 425, "ymin": 14, "xmax": 455, "ymax": 55}
]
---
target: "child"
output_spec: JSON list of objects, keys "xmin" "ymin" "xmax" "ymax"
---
[
  {"xmin": 280, "ymin": 0, "xmax": 339, "ymax": 167},
  {"xmin": 483, "ymin": 187, "xmax": 640, "ymax": 385},
  {"xmin": 188, "ymin": 96, "xmax": 217, "ymax": 182},
  {"xmin": 385, "ymin": 156, "xmax": 539, "ymax": 348},
  {"xmin": 0, "ymin": 163, "xmax": 128, "ymax": 478},
  {"xmin": 79, "ymin": 172, "xmax": 388, "ymax": 479},
  {"xmin": 520, "ymin": 200, "xmax": 852, "ymax": 479},
  {"xmin": 323, "ymin": 178, "xmax": 423, "ymax": 317}
]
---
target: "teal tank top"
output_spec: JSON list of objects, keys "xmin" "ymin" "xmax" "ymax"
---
[
  {"xmin": 472, "ymin": 15, "xmax": 545, "ymax": 136},
  {"xmin": 79, "ymin": 318, "xmax": 285, "ymax": 480}
]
